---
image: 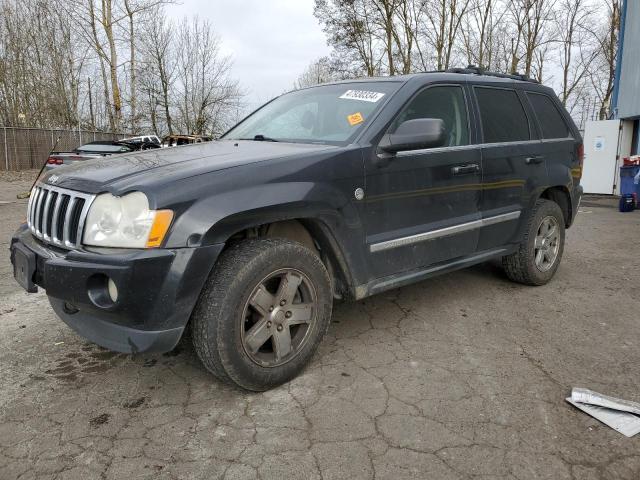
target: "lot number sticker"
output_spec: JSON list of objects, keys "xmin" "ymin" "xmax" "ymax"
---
[{"xmin": 339, "ymin": 90, "xmax": 385, "ymax": 102}]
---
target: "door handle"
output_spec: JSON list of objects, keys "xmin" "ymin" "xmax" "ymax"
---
[
  {"xmin": 525, "ymin": 156, "xmax": 544, "ymax": 165},
  {"xmin": 452, "ymin": 164, "xmax": 479, "ymax": 175}
]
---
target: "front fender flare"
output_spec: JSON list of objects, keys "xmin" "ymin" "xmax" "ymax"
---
[{"xmin": 163, "ymin": 181, "xmax": 370, "ymax": 287}]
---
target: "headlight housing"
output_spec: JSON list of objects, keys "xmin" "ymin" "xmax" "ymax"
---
[{"xmin": 83, "ymin": 192, "xmax": 173, "ymax": 248}]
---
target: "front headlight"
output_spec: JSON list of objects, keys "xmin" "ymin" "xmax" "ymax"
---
[{"xmin": 83, "ymin": 191, "xmax": 173, "ymax": 248}]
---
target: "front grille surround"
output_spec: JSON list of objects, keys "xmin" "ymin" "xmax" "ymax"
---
[{"xmin": 27, "ymin": 184, "xmax": 95, "ymax": 250}]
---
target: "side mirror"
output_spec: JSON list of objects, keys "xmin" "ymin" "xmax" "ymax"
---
[{"xmin": 378, "ymin": 118, "xmax": 446, "ymax": 154}]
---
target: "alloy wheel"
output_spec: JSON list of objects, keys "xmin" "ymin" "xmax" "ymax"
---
[
  {"xmin": 240, "ymin": 268, "xmax": 317, "ymax": 367},
  {"xmin": 534, "ymin": 216, "xmax": 560, "ymax": 272}
]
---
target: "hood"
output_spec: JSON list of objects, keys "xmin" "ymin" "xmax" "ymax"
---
[{"xmin": 40, "ymin": 140, "xmax": 337, "ymax": 194}]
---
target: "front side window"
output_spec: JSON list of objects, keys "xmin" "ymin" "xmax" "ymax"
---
[
  {"xmin": 389, "ymin": 85, "xmax": 469, "ymax": 147},
  {"xmin": 475, "ymin": 87, "xmax": 530, "ymax": 143},
  {"xmin": 224, "ymin": 82, "xmax": 401, "ymax": 145},
  {"xmin": 526, "ymin": 92, "xmax": 571, "ymax": 139}
]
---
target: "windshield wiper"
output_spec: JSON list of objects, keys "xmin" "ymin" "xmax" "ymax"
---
[{"xmin": 239, "ymin": 134, "xmax": 279, "ymax": 142}]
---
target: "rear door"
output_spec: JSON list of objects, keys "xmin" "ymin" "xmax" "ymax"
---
[
  {"xmin": 471, "ymin": 85, "xmax": 548, "ymax": 252},
  {"xmin": 524, "ymin": 91, "xmax": 577, "ymax": 189}
]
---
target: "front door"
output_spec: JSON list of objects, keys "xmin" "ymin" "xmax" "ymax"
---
[{"xmin": 363, "ymin": 84, "xmax": 482, "ymax": 279}]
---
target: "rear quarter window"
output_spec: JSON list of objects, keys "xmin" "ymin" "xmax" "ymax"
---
[
  {"xmin": 475, "ymin": 87, "xmax": 530, "ymax": 143},
  {"xmin": 526, "ymin": 92, "xmax": 571, "ymax": 139}
]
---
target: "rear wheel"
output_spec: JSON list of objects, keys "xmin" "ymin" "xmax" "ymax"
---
[
  {"xmin": 502, "ymin": 199, "xmax": 565, "ymax": 286},
  {"xmin": 190, "ymin": 238, "xmax": 332, "ymax": 391}
]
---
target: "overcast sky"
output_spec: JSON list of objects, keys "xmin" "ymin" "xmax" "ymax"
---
[{"xmin": 166, "ymin": 0, "xmax": 331, "ymax": 111}]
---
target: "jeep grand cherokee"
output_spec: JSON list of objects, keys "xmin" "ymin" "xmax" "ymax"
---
[{"xmin": 10, "ymin": 68, "xmax": 583, "ymax": 391}]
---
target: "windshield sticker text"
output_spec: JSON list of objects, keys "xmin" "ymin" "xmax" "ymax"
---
[{"xmin": 339, "ymin": 90, "xmax": 385, "ymax": 103}]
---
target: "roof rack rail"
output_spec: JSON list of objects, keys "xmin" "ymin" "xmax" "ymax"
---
[{"xmin": 445, "ymin": 65, "xmax": 539, "ymax": 83}]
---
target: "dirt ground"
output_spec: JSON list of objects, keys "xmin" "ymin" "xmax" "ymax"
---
[{"xmin": 1, "ymin": 171, "xmax": 640, "ymax": 480}]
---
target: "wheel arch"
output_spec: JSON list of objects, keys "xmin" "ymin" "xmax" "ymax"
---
[
  {"xmin": 539, "ymin": 185, "xmax": 573, "ymax": 228},
  {"xmin": 203, "ymin": 208, "xmax": 358, "ymax": 301}
]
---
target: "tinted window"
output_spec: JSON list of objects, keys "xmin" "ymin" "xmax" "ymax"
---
[
  {"xmin": 475, "ymin": 87, "xmax": 530, "ymax": 143},
  {"xmin": 390, "ymin": 85, "xmax": 469, "ymax": 147},
  {"xmin": 527, "ymin": 92, "xmax": 570, "ymax": 139}
]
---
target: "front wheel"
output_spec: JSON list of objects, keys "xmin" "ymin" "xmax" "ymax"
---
[
  {"xmin": 502, "ymin": 199, "xmax": 565, "ymax": 286},
  {"xmin": 190, "ymin": 238, "xmax": 332, "ymax": 391}
]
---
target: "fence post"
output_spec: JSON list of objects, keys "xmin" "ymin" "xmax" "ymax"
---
[{"xmin": 3, "ymin": 126, "xmax": 8, "ymax": 171}]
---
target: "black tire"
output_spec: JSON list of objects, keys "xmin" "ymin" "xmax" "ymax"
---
[
  {"xmin": 190, "ymin": 238, "xmax": 332, "ymax": 391},
  {"xmin": 502, "ymin": 199, "xmax": 565, "ymax": 286}
]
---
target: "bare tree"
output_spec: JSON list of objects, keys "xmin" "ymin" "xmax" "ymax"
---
[
  {"xmin": 390, "ymin": 0, "xmax": 418, "ymax": 74},
  {"xmin": 0, "ymin": 0, "xmax": 622, "ymax": 137},
  {"xmin": 139, "ymin": 12, "xmax": 176, "ymax": 134},
  {"xmin": 419, "ymin": 0, "xmax": 472, "ymax": 70},
  {"xmin": 461, "ymin": 0, "xmax": 509, "ymax": 70},
  {"xmin": 369, "ymin": 0, "xmax": 399, "ymax": 74},
  {"xmin": 588, "ymin": 0, "xmax": 620, "ymax": 119},
  {"xmin": 174, "ymin": 17, "xmax": 242, "ymax": 135},
  {"xmin": 295, "ymin": 58, "xmax": 337, "ymax": 88},
  {"xmin": 124, "ymin": 0, "xmax": 139, "ymax": 131},
  {"xmin": 81, "ymin": 0, "xmax": 117, "ymax": 130},
  {"xmin": 306, "ymin": 0, "xmax": 620, "ymax": 130},
  {"xmin": 553, "ymin": 0, "xmax": 599, "ymax": 113},
  {"xmin": 99, "ymin": 0, "xmax": 124, "ymax": 129},
  {"xmin": 314, "ymin": 0, "xmax": 385, "ymax": 76},
  {"xmin": 506, "ymin": 0, "xmax": 556, "ymax": 77},
  {"xmin": 123, "ymin": 0, "xmax": 174, "ymax": 131},
  {"xmin": 0, "ymin": 0, "xmax": 87, "ymax": 128}
]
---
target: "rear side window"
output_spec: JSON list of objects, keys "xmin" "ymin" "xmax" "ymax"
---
[
  {"xmin": 475, "ymin": 87, "xmax": 530, "ymax": 143},
  {"xmin": 526, "ymin": 92, "xmax": 571, "ymax": 139}
]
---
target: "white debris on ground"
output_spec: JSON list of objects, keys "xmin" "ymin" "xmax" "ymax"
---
[{"xmin": 567, "ymin": 388, "xmax": 640, "ymax": 437}]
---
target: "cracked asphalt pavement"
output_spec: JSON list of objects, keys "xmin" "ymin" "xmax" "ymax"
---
[{"xmin": 1, "ymin": 172, "xmax": 640, "ymax": 479}]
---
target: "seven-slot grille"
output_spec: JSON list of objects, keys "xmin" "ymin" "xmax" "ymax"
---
[{"xmin": 27, "ymin": 184, "xmax": 95, "ymax": 249}]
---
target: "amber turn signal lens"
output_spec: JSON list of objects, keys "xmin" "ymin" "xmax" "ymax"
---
[{"xmin": 146, "ymin": 210, "xmax": 174, "ymax": 248}]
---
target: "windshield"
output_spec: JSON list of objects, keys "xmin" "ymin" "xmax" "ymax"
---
[{"xmin": 223, "ymin": 82, "xmax": 400, "ymax": 145}]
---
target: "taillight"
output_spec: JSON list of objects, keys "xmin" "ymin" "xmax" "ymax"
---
[
  {"xmin": 577, "ymin": 143, "xmax": 584, "ymax": 166},
  {"xmin": 47, "ymin": 157, "xmax": 63, "ymax": 165},
  {"xmin": 573, "ymin": 143, "xmax": 584, "ymax": 180}
]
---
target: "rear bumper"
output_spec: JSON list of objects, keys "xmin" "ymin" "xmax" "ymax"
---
[{"xmin": 10, "ymin": 225, "xmax": 224, "ymax": 353}]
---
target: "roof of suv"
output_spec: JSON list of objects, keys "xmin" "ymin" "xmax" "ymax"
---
[{"xmin": 324, "ymin": 68, "xmax": 546, "ymax": 89}]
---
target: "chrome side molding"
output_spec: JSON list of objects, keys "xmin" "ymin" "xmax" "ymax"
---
[{"xmin": 369, "ymin": 211, "xmax": 521, "ymax": 253}]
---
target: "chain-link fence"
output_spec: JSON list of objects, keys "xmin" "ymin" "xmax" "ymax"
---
[{"xmin": 0, "ymin": 127, "xmax": 133, "ymax": 171}]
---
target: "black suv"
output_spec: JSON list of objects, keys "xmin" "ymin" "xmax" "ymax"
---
[{"xmin": 10, "ymin": 70, "xmax": 583, "ymax": 391}]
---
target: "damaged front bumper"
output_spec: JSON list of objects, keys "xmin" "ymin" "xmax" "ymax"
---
[{"xmin": 10, "ymin": 225, "xmax": 223, "ymax": 353}]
